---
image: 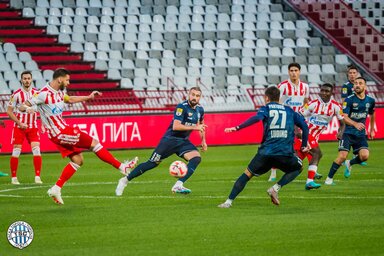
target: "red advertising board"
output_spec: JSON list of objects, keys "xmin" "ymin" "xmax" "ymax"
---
[{"xmin": 0, "ymin": 109, "xmax": 382, "ymax": 154}]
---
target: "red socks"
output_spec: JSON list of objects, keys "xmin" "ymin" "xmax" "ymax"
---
[
  {"xmin": 33, "ymin": 155, "xmax": 42, "ymax": 177},
  {"xmin": 10, "ymin": 157, "xmax": 18, "ymax": 178},
  {"xmin": 56, "ymin": 162, "xmax": 79, "ymax": 188}
]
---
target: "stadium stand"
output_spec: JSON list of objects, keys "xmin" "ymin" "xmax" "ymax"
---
[{"xmin": 0, "ymin": 0, "xmax": 383, "ymax": 113}]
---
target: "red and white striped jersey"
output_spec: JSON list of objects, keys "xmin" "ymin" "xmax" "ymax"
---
[
  {"xmin": 301, "ymin": 98, "xmax": 344, "ymax": 140},
  {"xmin": 28, "ymin": 84, "xmax": 68, "ymax": 137},
  {"xmin": 278, "ymin": 79, "xmax": 309, "ymax": 112},
  {"xmin": 8, "ymin": 87, "xmax": 38, "ymax": 128}
]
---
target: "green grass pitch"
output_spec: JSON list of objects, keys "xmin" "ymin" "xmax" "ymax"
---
[{"xmin": 0, "ymin": 141, "xmax": 383, "ymax": 255}]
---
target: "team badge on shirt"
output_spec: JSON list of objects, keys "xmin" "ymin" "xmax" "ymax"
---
[
  {"xmin": 176, "ymin": 108, "xmax": 183, "ymax": 116},
  {"xmin": 342, "ymin": 102, "xmax": 347, "ymax": 109},
  {"xmin": 342, "ymin": 88, "xmax": 347, "ymax": 94}
]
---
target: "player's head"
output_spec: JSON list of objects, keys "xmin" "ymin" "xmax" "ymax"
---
[
  {"xmin": 264, "ymin": 86, "xmax": 280, "ymax": 103},
  {"xmin": 188, "ymin": 87, "xmax": 202, "ymax": 107},
  {"xmin": 353, "ymin": 77, "xmax": 366, "ymax": 95},
  {"xmin": 347, "ymin": 65, "xmax": 359, "ymax": 83},
  {"xmin": 20, "ymin": 70, "xmax": 32, "ymax": 89},
  {"xmin": 288, "ymin": 62, "xmax": 301, "ymax": 82},
  {"xmin": 53, "ymin": 68, "xmax": 70, "ymax": 90},
  {"xmin": 319, "ymin": 83, "xmax": 334, "ymax": 103}
]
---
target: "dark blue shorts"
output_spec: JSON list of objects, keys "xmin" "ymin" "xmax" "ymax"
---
[
  {"xmin": 247, "ymin": 153, "xmax": 302, "ymax": 176},
  {"xmin": 338, "ymin": 133, "xmax": 369, "ymax": 154},
  {"xmin": 149, "ymin": 136, "xmax": 197, "ymax": 162}
]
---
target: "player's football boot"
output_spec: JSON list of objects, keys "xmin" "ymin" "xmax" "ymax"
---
[
  {"xmin": 268, "ymin": 177, "xmax": 277, "ymax": 182},
  {"xmin": 218, "ymin": 202, "xmax": 232, "ymax": 208},
  {"xmin": 115, "ymin": 177, "xmax": 128, "ymax": 196},
  {"xmin": 171, "ymin": 185, "xmax": 191, "ymax": 194},
  {"xmin": 11, "ymin": 177, "xmax": 20, "ymax": 185},
  {"xmin": 324, "ymin": 177, "xmax": 336, "ymax": 185},
  {"xmin": 35, "ymin": 176, "xmax": 43, "ymax": 184},
  {"xmin": 305, "ymin": 181, "xmax": 321, "ymax": 190},
  {"xmin": 120, "ymin": 157, "xmax": 138, "ymax": 175},
  {"xmin": 47, "ymin": 185, "xmax": 64, "ymax": 205},
  {"xmin": 267, "ymin": 187, "xmax": 280, "ymax": 206},
  {"xmin": 344, "ymin": 160, "xmax": 352, "ymax": 178},
  {"xmin": 0, "ymin": 171, "xmax": 9, "ymax": 177},
  {"xmin": 314, "ymin": 172, "xmax": 323, "ymax": 179},
  {"xmin": 360, "ymin": 161, "xmax": 368, "ymax": 166}
]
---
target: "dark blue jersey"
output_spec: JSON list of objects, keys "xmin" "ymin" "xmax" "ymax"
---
[
  {"xmin": 163, "ymin": 100, "xmax": 204, "ymax": 139},
  {"xmin": 341, "ymin": 81, "xmax": 354, "ymax": 99},
  {"xmin": 342, "ymin": 94, "xmax": 375, "ymax": 136},
  {"xmin": 237, "ymin": 102, "xmax": 308, "ymax": 156}
]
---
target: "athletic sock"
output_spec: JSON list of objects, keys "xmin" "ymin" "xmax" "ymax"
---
[
  {"xmin": 350, "ymin": 156, "xmax": 363, "ymax": 166},
  {"xmin": 33, "ymin": 156, "xmax": 42, "ymax": 177},
  {"xmin": 228, "ymin": 173, "xmax": 251, "ymax": 200},
  {"xmin": 127, "ymin": 161, "xmax": 158, "ymax": 181},
  {"xmin": 10, "ymin": 157, "xmax": 18, "ymax": 178},
  {"xmin": 270, "ymin": 168, "xmax": 277, "ymax": 178},
  {"xmin": 179, "ymin": 157, "xmax": 201, "ymax": 183},
  {"xmin": 327, "ymin": 161, "xmax": 341, "ymax": 179},
  {"xmin": 307, "ymin": 165, "xmax": 317, "ymax": 183},
  {"xmin": 56, "ymin": 162, "xmax": 80, "ymax": 188},
  {"xmin": 277, "ymin": 170, "xmax": 301, "ymax": 187},
  {"xmin": 93, "ymin": 145, "xmax": 121, "ymax": 169}
]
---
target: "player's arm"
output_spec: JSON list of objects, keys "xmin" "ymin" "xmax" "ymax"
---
[
  {"xmin": 199, "ymin": 119, "xmax": 207, "ymax": 152},
  {"xmin": 64, "ymin": 91, "xmax": 102, "ymax": 104},
  {"xmin": 294, "ymin": 112, "xmax": 309, "ymax": 151},
  {"xmin": 337, "ymin": 119, "xmax": 346, "ymax": 140},
  {"xmin": 342, "ymin": 114, "xmax": 365, "ymax": 131},
  {"xmin": 225, "ymin": 108, "xmax": 264, "ymax": 132},
  {"xmin": 7, "ymin": 105, "xmax": 27, "ymax": 129},
  {"xmin": 172, "ymin": 119, "xmax": 207, "ymax": 132},
  {"xmin": 368, "ymin": 111, "xmax": 375, "ymax": 139}
]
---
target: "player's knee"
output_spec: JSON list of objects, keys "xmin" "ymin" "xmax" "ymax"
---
[
  {"xmin": 32, "ymin": 146, "xmax": 41, "ymax": 156},
  {"xmin": 360, "ymin": 153, "xmax": 369, "ymax": 162},
  {"xmin": 12, "ymin": 148, "xmax": 21, "ymax": 158}
]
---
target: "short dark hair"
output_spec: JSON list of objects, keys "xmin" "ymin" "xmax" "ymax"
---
[
  {"xmin": 265, "ymin": 86, "xmax": 280, "ymax": 102},
  {"xmin": 355, "ymin": 76, "xmax": 366, "ymax": 83},
  {"xmin": 288, "ymin": 62, "xmax": 301, "ymax": 70},
  {"xmin": 53, "ymin": 68, "xmax": 70, "ymax": 80},
  {"xmin": 321, "ymin": 83, "xmax": 334, "ymax": 90},
  {"xmin": 20, "ymin": 70, "xmax": 32, "ymax": 79},
  {"xmin": 189, "ymin": 87, "xmax": 202, "ymax": 93},
  {"xmin": 347, "ymin": 65, "xmax": 358, "ymax": 72}
]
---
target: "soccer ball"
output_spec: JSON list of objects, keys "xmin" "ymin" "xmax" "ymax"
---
[{"xmin": 169, "ymin": 161, "xmax": 188, "ymax": 178}]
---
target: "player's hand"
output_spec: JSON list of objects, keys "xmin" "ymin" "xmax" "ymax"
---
[
  {"xmin": 201, "ymin": 142, "xmax": 208, "ymax": 152},
  {"xmin": 196, "ymin": 124, "xmax": 207, "ymax": 132},
  {"xmin": 224, "ymin": 127, "xmax": 237, "ymax": 133},
  {"xmin": 19, "ymin": 123, "xmax": 28, "ymax": 129},
  {"xmin": 336, "ymin": 131, "xmax": 343, "ymax": 140},
  {"xmin": 301, "ymin": 146, "xmax": 310, "ymax": 153},
  {"xmin": 369, "ymin": 130, "xmax": 375, "ymax": 140},
  {"xmin": 354, "ymin": 122, "xmax": 365, "ymax": 131},
  {"xmin": 26, "ymin": 106, "xmax": 35, "ymax": 114},
  {"xmin": 0, "ymin": 120, "xmax": 5, "ymax": 128},
  {"xmin": 89, "ymin": 91, "xmax": 102, "ymax": 100}
]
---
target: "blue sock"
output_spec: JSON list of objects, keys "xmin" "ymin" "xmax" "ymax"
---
[
  {"xmin": 228, "ymin": 173, "xmax": 251, "ymax": 200},
  {"xmin": 327, "ymin": 162, "xmax": 341, "ymax": 179},
  {"xmin": 277, "ymin": 170, "xmax": 301, "ymax": 187},
  {"xmin": 128, "ymin": 161, "xmax": 158, "ymax": 181},
  {"xmin": 179, "ymin": 157, "xmax": 201, "ymax": 183},
  {"xmin": 350, "ymin": 156, "xmax": 362, "ymax": 166}
]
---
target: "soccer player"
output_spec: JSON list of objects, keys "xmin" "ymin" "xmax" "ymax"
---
[
  {"xmin": 269, "ymin": 62, "xmax": 310, "ymax": 182},
  {"xmin": 19, "ymin": 68, "xmax": 138, "ymax": 205},
  {"xmin": 6, "ymin": 71, "xmax": 42, "ymax": 184},
  {"xmin": 115, "ymin": 87, "xmax": 207, "ymax": 196},
  {"xmin": 325, "ymin": 77, "xmax": 375, "ymax": 185},
  {"xmin": 341, "ymin": 65, "xmax": 359, "ymax": 101},
  {"xmin": 0, "ymin": 120, "xmax": 9, "ymax": 177},
  {"xmin": 298, "ymin": 83, "xmax": 345, "ymax": 190},
  {"xmin": 218, "ymin": 86, "xmax": 309, "ymax": 208}
]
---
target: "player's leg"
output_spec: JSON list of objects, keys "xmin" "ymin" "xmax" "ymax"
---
[
  {"xmin": 116, "ymin": 138, "xmax": 176, "ymax": 196},
  {"xmin": 268, "ymin": 168, "xmax": 277, "ymax": 182},
  {"xmin": 10, "ymin": 127, "xmax": 23, "ymax": 184},
  {"xmin": 48, "ymin": 153, "xmax": 83, "ymax": 205},
  {"xmin": 171, "ymin": 141, "xmax": 201, "ymax": 194},
  {"xmin": 305, "ymin": 146, "xmax": 322, "ymax": 190},
  {"xmin": 344, "ymin": 147, "xmax": 369, "ymax": 178},
  {"xmin": 268, "ymin": 156, "xmax": 303, "ymax": 205},
  {"xmin": 325, "ymin": 134, "xmax": 350, "ymax": 184},
  {"xmin": 219, "ymin": 153, "xmax": 268, "ymax": 208},
  {"xmin": 27, "ymin": 128, "xmax": 42, "ymax": 183}
]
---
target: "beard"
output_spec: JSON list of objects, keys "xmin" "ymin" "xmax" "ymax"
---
[{"xmin": 188, "ymin": 99, "xmax": 198, "ymax": 107}]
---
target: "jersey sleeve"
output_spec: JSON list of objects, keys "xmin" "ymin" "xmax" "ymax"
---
[
  {"xmin": 334, "ymin": 102, "xmax": 344, "ymax": 120},
  {"xmin": 199, "ymin": 107, "xmax": 204, "ymax": 122},
  {"xmin": 7, "ymin": 93, "xmax": 17, "ymax": 108},
  {"xmin": 173, "ymin": 103, "xmax": 186, "ymax": 122},
  {"xmin": 28, "ymin": 91, "xmax": 47, "ymax": 106},
  {"xmin": 300, "ymin": 101, "xmax": 314, "ymax": 117},
  {"xmin": 304, "ymin": 83, "xmax": 310, "ymax": 99},
  {"xmin": 341, "ymin": 97, "xmax": 351, "ymax": 115},
  {"xmin": 237, "ymin": 106, "xmax": 266, "ymax": 130},
  {"xmin": 369, "ymin": 98, "xmax": 375, "ymax": 115},
  {"xmin": 341, "ymin": 84, "xmax": 350, "ymax": 99}
]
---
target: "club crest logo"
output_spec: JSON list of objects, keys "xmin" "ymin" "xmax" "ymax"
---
[{"xmin": 7, "ymin": 221, "xmax": 34, "ymax": 250}]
